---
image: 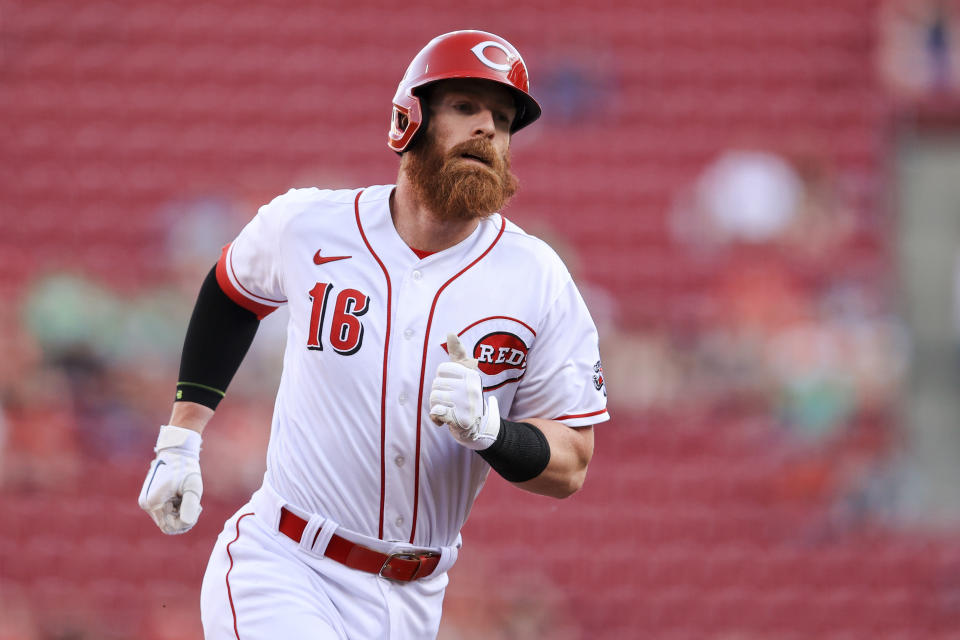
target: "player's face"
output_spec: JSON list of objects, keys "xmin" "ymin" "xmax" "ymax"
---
[
  {"xmin": 402, "ymin": 80, "xmax": 519, "ymax": 221},
  {"xmin": 427, "ymin": 79, "xmax": 516, "ymax": 162}
]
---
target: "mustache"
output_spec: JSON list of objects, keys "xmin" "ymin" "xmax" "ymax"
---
[{"xmin": 446, "ymin": 138, "xmax": 499, "ymax": 167}]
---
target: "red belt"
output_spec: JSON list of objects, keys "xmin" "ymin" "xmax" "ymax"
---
[{"xmin": 278, "ymin": 507, "xmax": 440, "ymax": 582}]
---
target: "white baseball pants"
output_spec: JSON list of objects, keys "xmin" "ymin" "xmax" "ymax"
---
[{"xmin": 200, "ymin": 489, "xmax": 453, "ymax": 639}]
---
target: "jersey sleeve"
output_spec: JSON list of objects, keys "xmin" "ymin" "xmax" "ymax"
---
[
  {"xmin": 215, "ymin": 190, "xmax": 298, "ymax": 319},
  {"xmin": 508, "ymin": 277, "xmax": 610, "ymax": 427}
]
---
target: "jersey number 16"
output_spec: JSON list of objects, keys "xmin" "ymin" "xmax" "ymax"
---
[{"xmin": 307, "ymin": 282, "xmax": 370, "ymax": 355}]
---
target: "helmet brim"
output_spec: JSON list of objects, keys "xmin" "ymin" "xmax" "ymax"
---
[{"xmin": 412, "ymin": 77, "xmax": 542, "ymax": 133}]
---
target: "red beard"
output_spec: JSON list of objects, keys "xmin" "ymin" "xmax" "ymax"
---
[{"xmin": 402, "ymin": 133, "xmax": 519, "ymax": 221}]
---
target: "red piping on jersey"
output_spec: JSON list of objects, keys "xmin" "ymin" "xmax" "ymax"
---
[
  {"xmin": 457, "ymin": 315, "xmax": 537, "ymax": 337},
  {"xmin": 409, "ymin": 217, "xmax": 507, "ymax": 544},
  {"xmin": 554, "ymin": 408, "xmax": 607, "ymax": 420},
  {"xmin": 215, "ymin": 244, "xmax": 285, "ymax": 320},
  {"xmin": 226, "ymin": 511, "xmax": 255, "ymax": 640},
  {"xmin": 354, "ymin": 190, "xmax": 393, "ymax": 540}
]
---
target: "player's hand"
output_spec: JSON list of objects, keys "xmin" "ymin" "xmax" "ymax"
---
[
  {"xmin": 429, "ymin": 333, "xmax": 501, "ymax": 451},
  {"xmin": 138, "ymin": 425, "xmax": 204, "ymax": 535}
]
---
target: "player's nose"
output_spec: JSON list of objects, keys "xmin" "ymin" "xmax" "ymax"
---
[{"xmin": 471, "ymin": 109, "xmax": 496, "ymax": 139}]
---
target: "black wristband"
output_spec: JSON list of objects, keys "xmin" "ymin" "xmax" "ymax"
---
[
  {"xmin": 478, "ymin": 419, "xmax": 551, "ymax": 483},
  {"xmin": 175, "ymin": 381, "xmax": 227, "ymax": 408},
  {"xmin": 176, "ymin": 265, "xmax": 260, "ymax": 410}
]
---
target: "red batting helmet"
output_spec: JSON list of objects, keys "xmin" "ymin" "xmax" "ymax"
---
[{"xmin": 388, "ymin": 30, "xmax": 542, "ymax": 153}]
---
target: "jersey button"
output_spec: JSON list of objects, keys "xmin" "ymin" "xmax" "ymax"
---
[
  {"xmin": 403, "ymin": 328, "xmax": 414, "ymax": 339},
  {"xmin": 412, "ymin": 270, "xmax": 422, "ymax": 281},
  {"xmin": 395, "ymin": 516, "xmax": 404, "ymax": 527},
  {"xmin": 395, "ymin": 455, "xmax": 405, "ymax": 467},
  {"xmin": 398, "ymin": 392, "xmax": 408, "ymax": 405}
]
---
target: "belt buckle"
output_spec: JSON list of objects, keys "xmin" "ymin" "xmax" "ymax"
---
[{"xmin": 379, "ymin": 551, "xmax": 436, "ymax": 582}]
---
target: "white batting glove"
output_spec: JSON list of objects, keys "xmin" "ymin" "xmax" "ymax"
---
[
  {"xmin": 429, "ymin": 333, "xmax": 501, "ymax": 451},
  {"xmin": 138, "ymin": 425, "xmax": 204, "ymax": 535}
]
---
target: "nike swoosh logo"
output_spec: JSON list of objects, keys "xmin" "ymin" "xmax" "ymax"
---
[
  {"xmin": 145, "ymin": 459, "xmax": 166, "ymax": 497},
  {"xmin": 313, "ymin": 250, "xmax": 351, "ymax": 265}
]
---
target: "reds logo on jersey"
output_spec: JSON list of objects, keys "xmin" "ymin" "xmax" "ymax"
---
[
  {"xmin": 444, "ymin": 316, "xmax": 535, "ymax": 391},
  {"xmin": 475, "ymin": 331, "xmax": 527, "ymax": 373}
]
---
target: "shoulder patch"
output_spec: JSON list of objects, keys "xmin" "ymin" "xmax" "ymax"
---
[{"xmin": 593, "ymin": 360, "xmax": 606, "ymax": 397}]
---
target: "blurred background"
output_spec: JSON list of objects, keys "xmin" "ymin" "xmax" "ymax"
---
[{"xmin": 2, "ymin": 0, "xmax": 960, "ymax": 638}]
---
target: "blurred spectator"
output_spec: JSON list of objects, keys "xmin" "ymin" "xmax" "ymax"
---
[
  {"xmin": 671, "ymin": 150, "xmax": 804, "ymax": 250},
  {"xmin": 537, "ymin": 40, "xmax": 620, "ymax": 127},
  {"xmin": 0, "ymin": 304, "xmax": 80, "ymax": 490},
  {"xmin": 766, "ymin": 284, "xmax": 908, "ymax": 443},
  {"xmin": 19, "ymin": 274, "xmax": 155, "ymax": 463},
  {"xmin": 879, "ymin": 0, "xmax": 960, "ymax": 99},
  {"xmin": 779, "ymin": 152, "xmax": 858, "ymax": 268},
  {"xmin": 21, "ymin": 274, "xmax": 126, "ymax": 365},
  {"xmin": 671, "ymin": 149, "xmax": 856, "ymax": 267},
  {"xmin": 55, "ymin": 347, "xmax": 153, "ymax": 462}
]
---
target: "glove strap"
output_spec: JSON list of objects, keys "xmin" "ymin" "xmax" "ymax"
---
[{"xmin": 156, "ymin": 424, "xmax": 203, "ymax": 455}]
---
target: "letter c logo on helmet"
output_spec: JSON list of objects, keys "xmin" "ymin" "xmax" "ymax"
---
[
  {"xmin": 388, "ymin": 30, "xmax": 543, "ymax": 153},
  {"xmin": 470, "ymin": 41, "xmax": 515, "ymax": 72}
]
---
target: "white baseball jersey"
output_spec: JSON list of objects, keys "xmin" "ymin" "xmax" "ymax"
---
[{"xmin": 215, "ymin": 184, "xmax": 609, "ymax": 548}]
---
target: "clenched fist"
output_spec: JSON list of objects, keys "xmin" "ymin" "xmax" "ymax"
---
[{"xmin": 138, "ymin": 425, "xmax": 204, "ymax": 534}]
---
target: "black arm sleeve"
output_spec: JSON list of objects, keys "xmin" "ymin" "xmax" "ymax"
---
[
  {"xmin": 478, "ymin": 419, "xmax": 551, "ymax": 483},
  {"xmin": 175, "ymin": 265, "xmax": 260, "ymax": 410}
]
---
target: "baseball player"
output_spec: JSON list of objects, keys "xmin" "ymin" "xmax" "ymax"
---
[{"xmin": 138, "ymin": 30, "xmax": 608, "ymax": 639}]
